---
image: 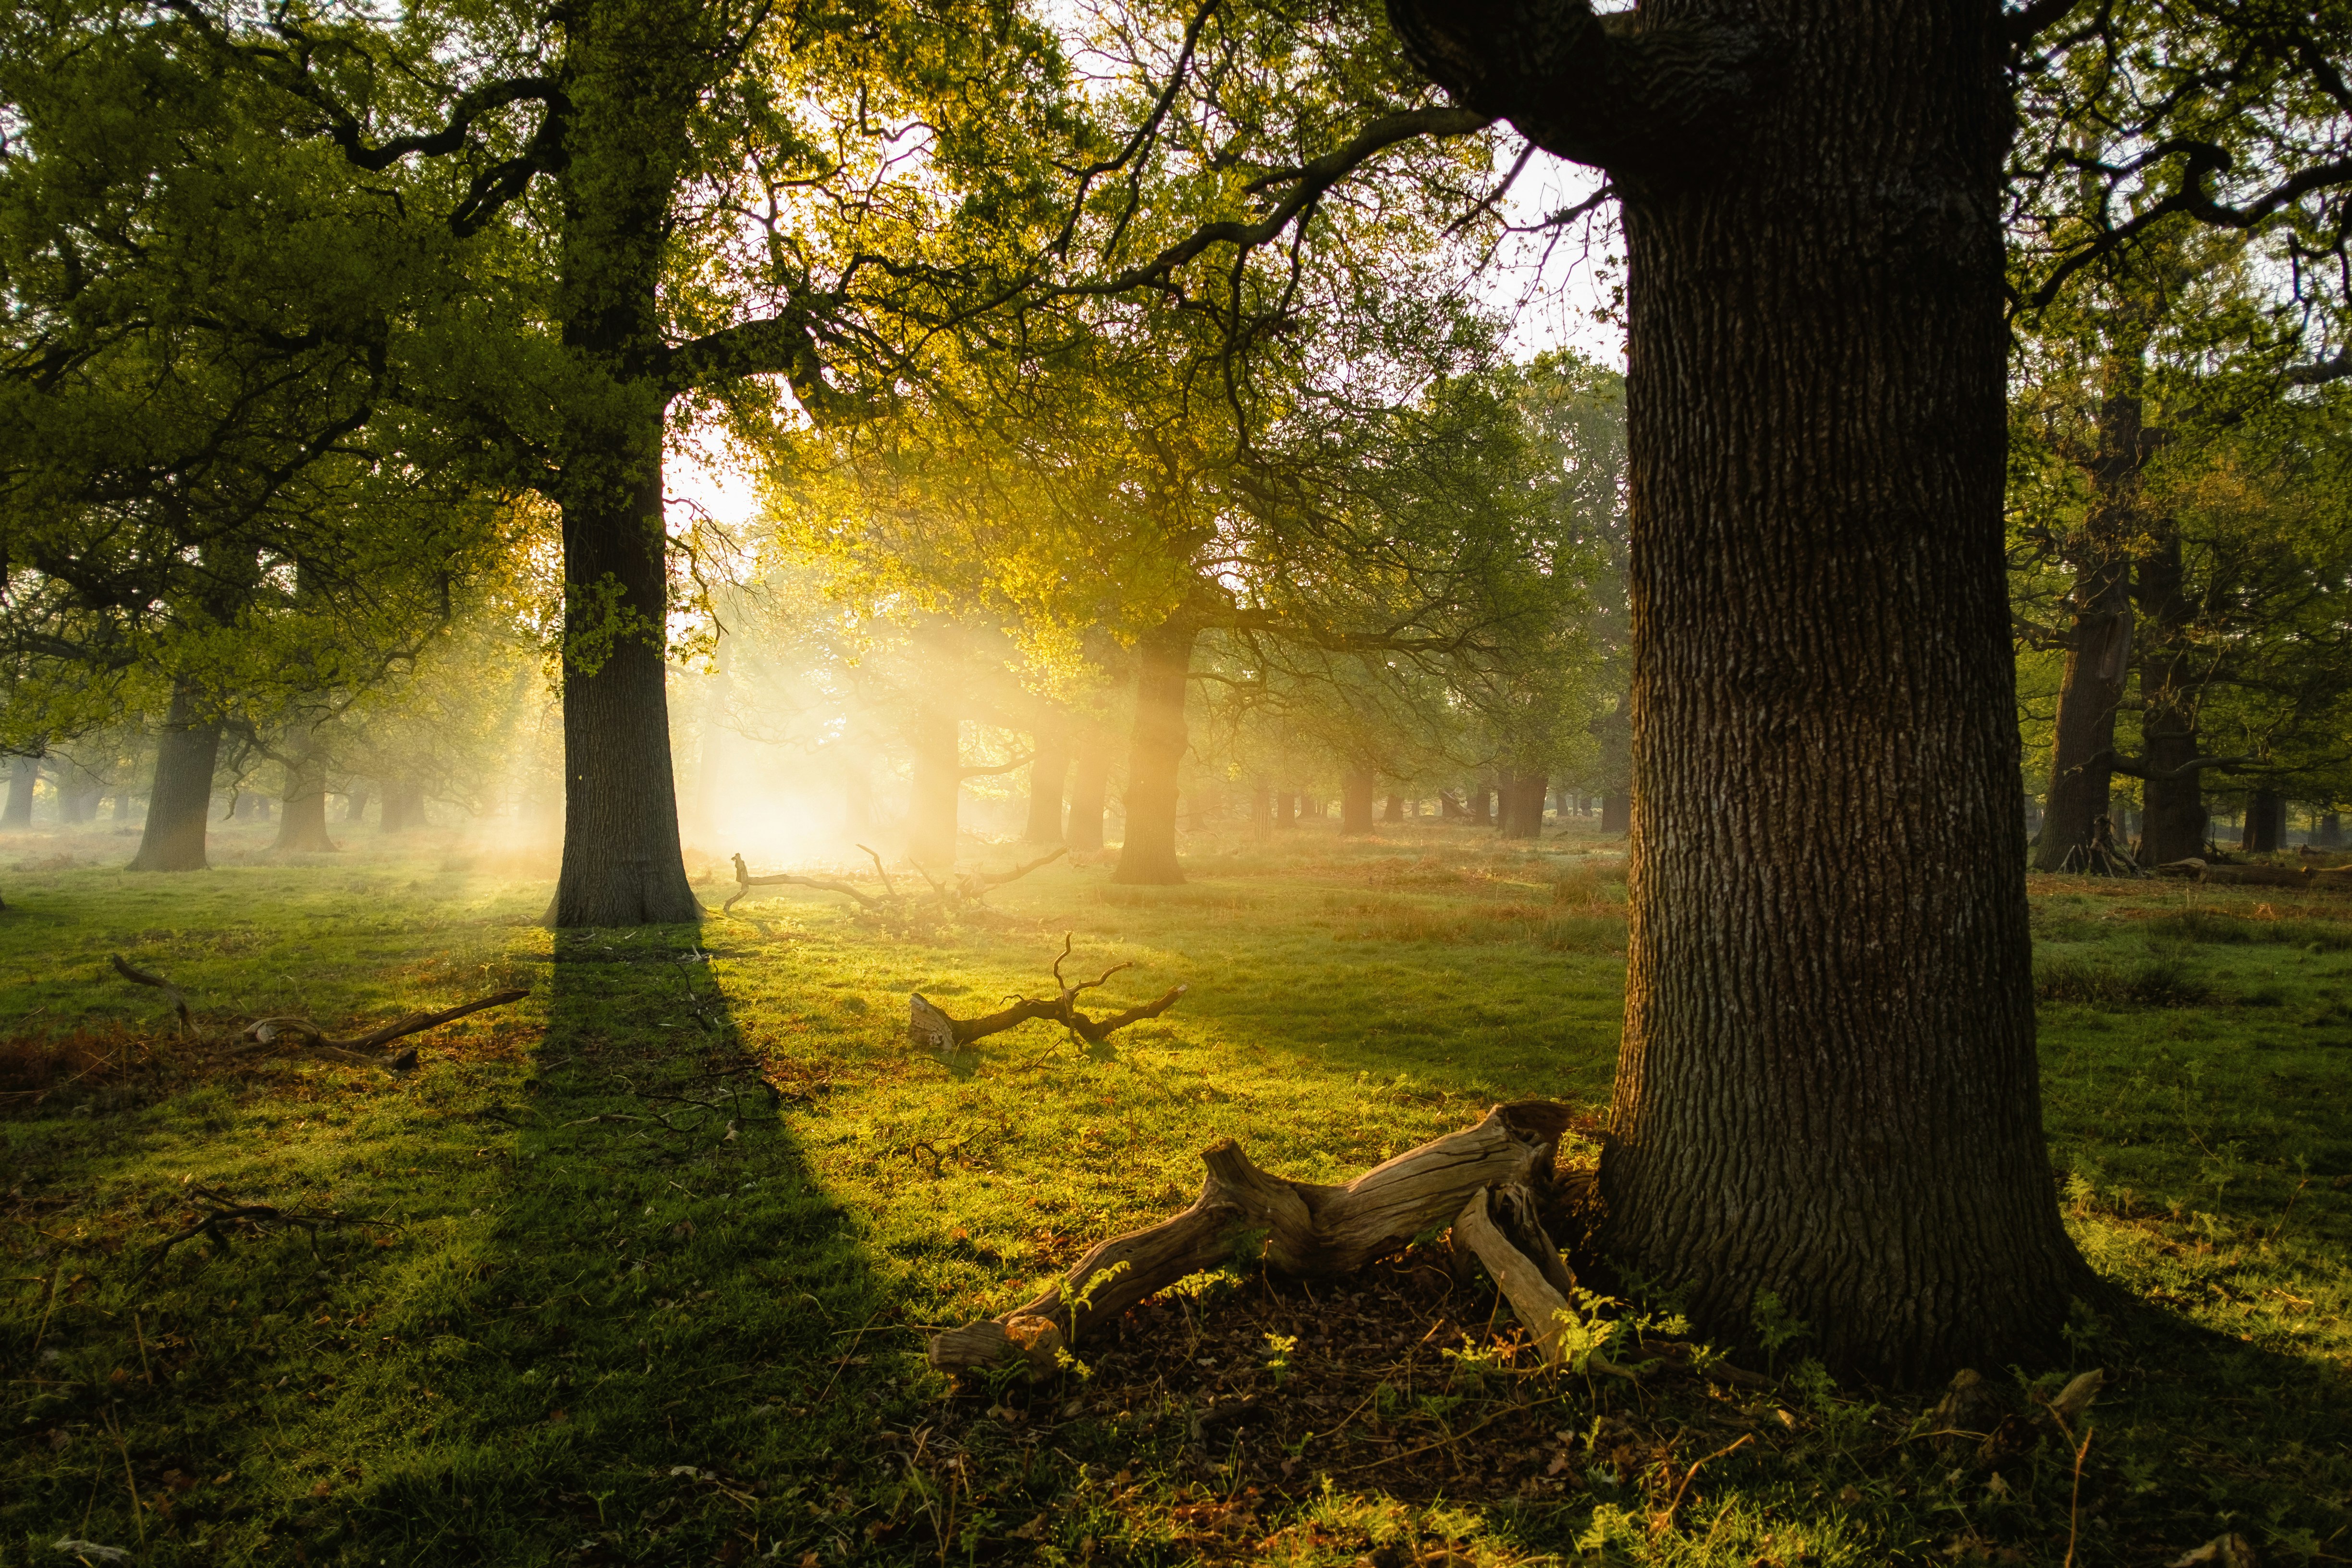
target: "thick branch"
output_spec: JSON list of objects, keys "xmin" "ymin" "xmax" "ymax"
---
[
  {"xmin": 110, "ymin": 954, "xmax": 194, "ymax": 1037},
  {"xmin": 1383, "ymin": 0, "xmax": 1770, "ymax": 179},
  {"xmin": 239, "ymin": 988, "xmax": 528, "ymax": 1067},
  {"xmin": 660, "ymin": 311, "xmax": 882, "ymax": 423}
]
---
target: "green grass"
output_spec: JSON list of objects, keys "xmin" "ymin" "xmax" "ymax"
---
[{"xmin": 1, "ymin": 825, "xmax": 2348, "ymax": 1565}]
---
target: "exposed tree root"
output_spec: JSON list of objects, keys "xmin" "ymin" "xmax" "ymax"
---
[
  {"xmin": 908, "ymin": 934, "xmax": 1187, "ymax": 1052},
  {"xmin": 2056, "ymin": 814, "xmax": 2142, "ymax": 877},
  {"xmin": 930, "ymin": 1102, "xmax": 1624, "ymax": 1380}
]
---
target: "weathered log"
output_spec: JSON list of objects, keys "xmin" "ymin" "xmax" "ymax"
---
[
  {"xmin": 909, "ymin": 933, "xmax": 1187, "ymax": 1050},
  {"xmin": 1449, "ymin": 1183, "xmax": 1634, "ymax": 1378},
  {"xmin": 928, "ymin": 1101, "xmax": 1574, "ymax": 1376}
]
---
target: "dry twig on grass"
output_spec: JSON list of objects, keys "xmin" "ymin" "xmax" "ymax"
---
[
  {"xmin": 110, "ymin": 955, "xmax": 195, "ymax": 1036},
  {"xmin": 722, "ymin": 844, "xmax": 1066, "ymax": 919},
  {"xmin": 133, "ymin": 1186, "xmax": 403, "ymax": 1283},
  {"xmin": 907, "ymin": 933, "xmax": 1187, "ymax": 1053},
  {"xmin": 236, "ymin": 988, "xmax": 530, "ymax": 1070}
]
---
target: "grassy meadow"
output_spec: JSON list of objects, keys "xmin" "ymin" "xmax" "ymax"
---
[{"xmin": 1, "ymin": 817, "xmax": 2348, "ymax": 1566}]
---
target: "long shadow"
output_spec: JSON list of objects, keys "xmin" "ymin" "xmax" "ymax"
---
[{"xmin": 341, "ymin": 923, "xmax": 892, "ymax": 1566}]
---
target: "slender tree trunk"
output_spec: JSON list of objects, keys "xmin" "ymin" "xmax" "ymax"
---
[
  {"xmin": 2, "ymin": 756, "xmax": 35, "ymax": 830},
  {"xmin": 2136, "ymin": 531, "xmax": 2210, "ymax": 865},
  {"xmin": 128, "ymin": 682, "xmax": 222, "ymax": 871},
  {"xmin": 273, "ymin": 728, "xmax": 338, "ymax": 852},
  {"xmin": 1111, "ymin": 620, "xmax": 1196, "ymax": 884},
  {"xmin": 543, "ymin": 3, "xmax": 702, "ymax": 927},
  {"xmin": 1583, "ymin": 3, "xmax": 2089, "ymax": 1380},
  {"xmin": 1341, "ymin": 769, "xmax": 1377, "ymax": 834},
  {"xmin": 906, "ymin": 704, "xmax": 961, "ymax": 867},
  {"xmin": 1250, "ymin": 781, "xmax": 1273, "ymax": 836},
  {"xmin": 1024, "ymin": 721, "xmax": 1070, "ymax": 844},
  {"xmin": 1066, "ymin": 743, "xmax": 1109, "ymax": 851}
]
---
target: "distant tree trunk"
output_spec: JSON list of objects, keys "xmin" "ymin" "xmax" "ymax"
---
[
  {"xmin": 1601, "ymin": 792, "xmax": 1631, "ymax": 835},
  {"xmin": 1500, "ymin": 772, "xmax": 1546, "ymax": 839},
  {"xmin": 1277, "ymin": 791, "xmax": 1299, "ymax": 829},
  {"xmin": 907, "ymin": 704, "xmax": 961, "ymax": 868},
  {"xmin": 2242, "ymin": 790, "xmax": 2284, "ymax": 854},
  {"xmin": 692, "ymin": 629, "xmax": 731, "ymax": 841},
  {"xmin": 1111, "ymin": 619, "xmax": 1197, "ymax": 885},
  {"xmin": 343, "ymin": 785, "xmax": 371, "ymax": 824},
  {"xmin": 2033, "ymin": 343, "xmax": 2147, "ymax": 872},
  {"xmin": 2318, "ymin": 812, "xmax": 2344, "ymax": 848},
  {"xmin": 2, "ymin": 756, "xmax": 35, "ymax": 830},
  {"xmin": 1470, "ymin": 783, "xmax": 1494, "ymax": 827},
  {"xmin": 380, "ymin": 778, "xmax": 428, "ymax": 834},
  {"xmin": 1341, "ymin": 769, "xmax": 1377, "ymax": 834},
  {"xmin": 273, "ymin": 730, "xmax": 338, "ymax": 852},
  {"xmin": 1438, "ymin": 790, "xmax": 1466, "ymax": 820},
  {"xmin": 1381, "ymin": 793, "xmax": 1403, "ymax": 822},
  {"xmin": 1066, "ymin": 743, "xmax": 1109, "ymax": 852},
  {"xmin": 1024, "ymin": 722, "xmax": 1070, "ymax": 844},
  {"xmin": 249, "ymin": 793, "xmax": 273, "ymax": 823},
  {"xmin": 129, "ymin": 681, "xmax": 222, "ymax": 871},
  {"xmin": 110, "ymin": 789, "xmax": 135, "ymax": 822},
  {"xmin": 1250, "ymin": 781, "xmax": 1273, "ymax": 835}
]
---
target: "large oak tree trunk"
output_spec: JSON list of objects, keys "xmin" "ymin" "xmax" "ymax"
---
[
  {"xmin": 1110, "ymin": 620, "xmax": 1196, "ymax": 884},
  {"xmin": 1575, "ymin": 4, "xmax": 2086, "ymax": 1378},
  {"xmin": 2241, "ymin": 790, "xmax": 2284, "ymax": 854},
  {"xmin": 1340, "ymin": 768, "xmax": 1376, "ymax": 834},
  {"xmin": 1066, "ymin": 742, "xmax": 1109, "ymax": 851},
  {"xmin": 1023, "ymin": 722, "xmax": 1070, "ymax": 844},
  {"xmin": 544, "ymin": 4, "xmax": 701, "ymax": 928},
  {"xmin": 1500, "ymin": 771, "xmax": 1546, "ymax": 840},
  {"xmin": 129, "ymin": 681, "xmax": 222, "ymax": 872}
]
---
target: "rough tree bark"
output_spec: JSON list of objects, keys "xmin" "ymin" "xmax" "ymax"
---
[
  {"xmin": 2134, "ymin": 530, "xmax": 2211, "ymax": 863},
  {"xmin": 273, "ymin": 730, "xmax": 339, "ymax": 853},
  {"xmin": 129, "ymin": 681, "xmax": 223, "ymax": 871},
  {"xmin": 2033, "ymin": 342, "xmax": 2148, "ymax": 871},
  {"xmin": 1110, "ymin": 618, "xmax": 1197, "ymax": 885},
  {"xmin": 1389, "ymin": 0, "xmax": 2093, "ymax": 1379},
  {"xmin": 1340, "ymin": 768, "xmax": 1377, "ymax": 834},
  {"xmin": 1024, "ymin": 720, "xmax": 1070, "ymax": 844},
  {"xmin": 1066, "ymin": 741, "xmax": 1109, "ymax": 851},
  {"xmin": 1499, "ymin": 771, "xmax": 1546, "ymax": 840}
]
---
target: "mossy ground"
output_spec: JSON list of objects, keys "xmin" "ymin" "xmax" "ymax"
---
[{"xmin": 1, "ymin": 820, "xmax": 2347, "ymax": 1566}]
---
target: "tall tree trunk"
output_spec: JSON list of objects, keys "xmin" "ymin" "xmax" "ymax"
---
[
  {"xmin": 1341, "ymin": 769, "xmax": 1377, "ymax": 834},
  {"xmin": 380, "ymin": 778, "xmax": 427, "ymax": 833},
  {"xmin": 2033, "ymin": 349, "xmax": 2147, "ymax": 870},
  {"xmin": 1601, "ymin": 792, "xmax": 1630, "ymax": 835},
  {"xmin": 544, "ymin": 4, "xmax": 701, "ymax": 928},
  {"xmin": 128, "ymin": 681, "xmax": 222, "ymax": 871},
  {"xmin": 2318, "ymin": 812, "xmax": 2343, "ymax": 848},
  {"xmin": 1111, "ymin": 619, "xmax": 1196, "ymax": 884},
  {"xmin": 1066, "ymin": 743, "xmax": 1109, "ymax": 852},
  {"xmin": 343, "ymin": 784, "xmax": 370, "ymax": 824},
  {"xmin": 273, "ymin": 728, "xmax": 338, "ymax": 852},
  {"xmin": 906, "ymin": 704, "xmax": 961, "ymax": 867},
  {"xmin": 2241, "ymin": 789, "xmax": 2284, "ymax": 854},
  {"xmin": 1547, "ymin": 4, "xmax": 2081, "ymax": 1378},
  {"xmin": 1023, "ymin": 721, "xmax": 1070, "ymax": 844},
  {"xmin": 1382, "ymin": 792, "xmax": 1404, "ymax": 822},
  {"xmin": 2, "ymin": 756, "xmax": 36, "ymax": 830},
  {"xmin": 1500, "ymin": 772, "xmax": 1546, "ymax": 840},
  {"xmin": 1277, "ymin": 790, "xmax": 1299, "ymax": 829},
  {"xmin": 1470, "ymin": 782, "xmax": 1494, "ymax": 827}
]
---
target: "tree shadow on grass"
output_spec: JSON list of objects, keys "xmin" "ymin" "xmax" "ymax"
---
[{"xmin": 311, "ymin": 925, "xmax": 897, "ymax": 1566}]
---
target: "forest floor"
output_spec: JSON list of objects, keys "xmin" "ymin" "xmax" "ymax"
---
[{"xmin": 0, "ymin": 818, "xmax": 2347, "ymax": 1567}]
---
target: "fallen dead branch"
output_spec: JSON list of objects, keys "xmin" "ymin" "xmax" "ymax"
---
[
  {"xmin": 110, "ymin": 955, "xmax": 194, "ymax": 1036},
  {"xmin": 723, "ymin": 844, "xmax": 1066, "ymax": 920},
  {"xmin": 930, "ymin": 1101, "xmax": 1585, "ymax": 1379},
  {"xmin": 236, "ymin": 988, "xmax": 529, "ymax": 1070},
  {"xmin": 908, "ymin": 933, "xmax": 1187, "ymax": 1051},
  {"xmin": 2152, "ymin": 858, "xmax": 2330, "ymax": 888},
  {"xmin": 134, "ymin": 1186, "xmax": 403, "ymax": 1283}
]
